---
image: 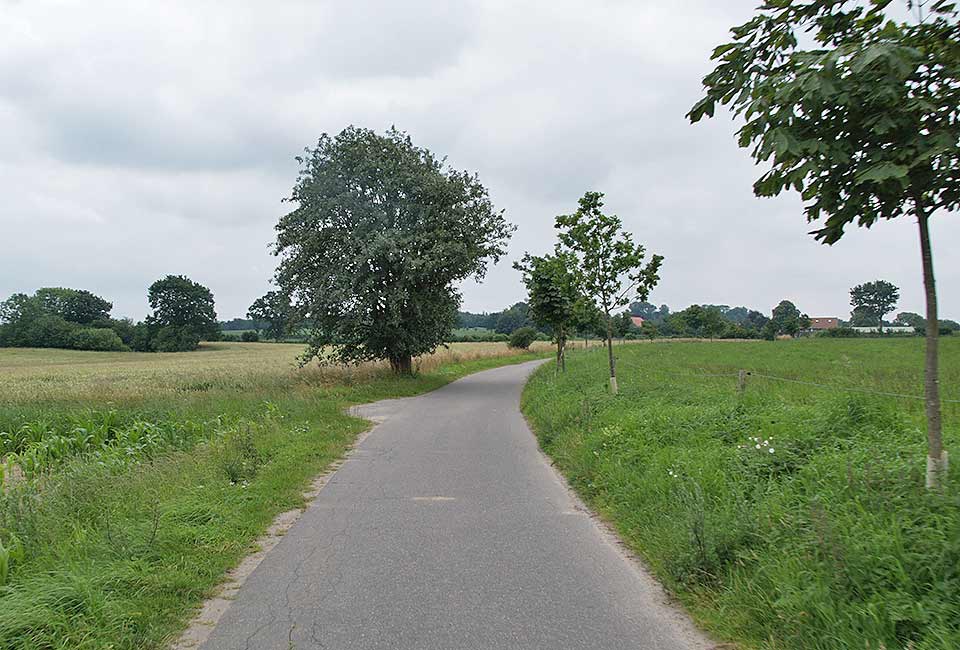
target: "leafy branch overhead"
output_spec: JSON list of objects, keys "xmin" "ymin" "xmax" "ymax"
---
[{"xmin": 688, "ymin": 0, "xmax": 960, "ymax": 244}]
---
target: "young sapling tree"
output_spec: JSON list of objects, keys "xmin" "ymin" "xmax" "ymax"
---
[
  {"xmin": 689, "ymin": 0, "xmax": 959, "ymax": 487},
  {"xmin": 555, "ymin": 192, "xmax": 663, "ymax": 394}
]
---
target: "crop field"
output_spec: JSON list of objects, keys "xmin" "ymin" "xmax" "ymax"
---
[
  {"xmin": 0, "ymin": 341, "xmax": 547, "ymax": 649},
  {"xmin": 523, "ymin": 338, "xmax": 960, "ymax": 649}
]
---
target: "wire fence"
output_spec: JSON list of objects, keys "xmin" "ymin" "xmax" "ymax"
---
[{"xmin": 608, "ymin": 355, "xmax": 960, "ymax": 405}]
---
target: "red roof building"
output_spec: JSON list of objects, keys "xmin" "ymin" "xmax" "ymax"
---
[
  {"xmin": 630, "ymin": 316, "xmax": 645, "ymax": 328},
  {"xmin": 808, "ymin": 317, "xmax": 839, "ymax": 330}
]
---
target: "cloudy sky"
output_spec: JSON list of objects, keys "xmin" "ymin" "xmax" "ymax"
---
[{"xmin": 1, "ymin": 0, "xmax": 956, "ymax": 321}]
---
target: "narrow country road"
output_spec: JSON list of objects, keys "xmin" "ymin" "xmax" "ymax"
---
[{"xmin": 197, "ymin": 360, "xmax": 711, "ymax": 650}]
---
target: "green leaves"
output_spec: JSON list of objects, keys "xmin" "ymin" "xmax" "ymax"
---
[
  {"xmin": 514, "ymin": 251, "xmax": 581, "ymax": 349},
  {"xmin": 689, "ymin": 0, "xmax": 960, "ymax": 244},
  {"xmin": 554, "ymin": 191, "xmax": 663, "ymax": 316},
  {"xmin": 856, "ymin": 162, "xmax": 909, "ymax": 184},
  {"xmin": 850, "ymin": 279, "xmax": 900, "ymax": 328},
  {"xmin": 273, "ymin": 126, "xmax": 514, "ymax": 369},
  {"xmin": 688, "ymin": 96, "xmax": 716, "ymax": 123}
]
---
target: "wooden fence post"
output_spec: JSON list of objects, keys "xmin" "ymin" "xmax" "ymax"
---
[{"xmin": 737, "ymin": 369, "xmax": 747, "ymax": 395}]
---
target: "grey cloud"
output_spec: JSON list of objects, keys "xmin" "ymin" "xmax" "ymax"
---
[{"xmin": 1, "ymin": 0, "xmax": 958, "ymax": 322}]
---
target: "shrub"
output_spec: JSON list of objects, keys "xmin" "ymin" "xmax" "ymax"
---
[
  {"xmin": 69, "ymin": 328, "xmax": 125, "ymax": 352},
  {"xmin": 240, "ymin": 331, "xmax": 259, "ymax": 342},
  {"xmin": 219, "ymin": 428, "xmax": 264, "ymax": 484},
  {"xmin": 220, "ymin": 332, "xmax": 240, "ymax": 342},
  {"xmin": 818, "ymin": 327, "xmax": 859, "ymax": 338},
  {"xmin": 102, "ymin": 318, "xmax": 136, "ymax": 346},
  {"xmin": 153, "ymin": 327, "xmax": 200, "ymax": 352},
  {"xmin": 0, "ymin": 311, "xmax": 76, "ymax": 349},
  {"xmin": 508, "ymin": 326, "xmax": 537, "ymax": 349}
]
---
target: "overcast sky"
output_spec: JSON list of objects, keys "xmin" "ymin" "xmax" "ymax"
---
[{"xmin": 1, "ymin": 0, "xmax": 956, "ymax": 321}]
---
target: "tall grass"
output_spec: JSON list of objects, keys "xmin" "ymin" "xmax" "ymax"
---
[
  {"xmin": 523, "ymin": 338, "xmax": 960, "ymax": 650},
  {"xmin": 0, "ymin": 341, "xmax": 546, "ymax": 649}
]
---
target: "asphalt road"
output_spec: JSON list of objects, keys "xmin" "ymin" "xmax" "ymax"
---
[{"xmin": 198, "ymin": 360, "xmax": 712, "ymax": 650}]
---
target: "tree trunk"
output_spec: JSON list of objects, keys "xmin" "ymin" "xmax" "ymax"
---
[
  {"xmin": 389, "ymin": 354, "xmax": 413, "ymax": 375},
  {"xmin": 555, "ymin": 335, "xmax": 562, "ymax": 373},
  {"xmin": 917, "ymin": 205, "xmax": 947, "ymax": 489},
  {"xmin": 605, "ymin": 311, "xmax": 618, "ymax": 394},
  {"xmin": 556, "ymin": 325, "xmax": 566, "ymax": 373}
]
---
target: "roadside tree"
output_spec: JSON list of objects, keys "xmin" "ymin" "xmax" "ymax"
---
[
  {"xmin": 555, "ymin": 191, "xmax": 663, "ymax": 394},
  {"xmin": 272, "ymin": 127, "xmax": 513, "ymax": 374},
  {"xmin": 514, "ymin": 252, "xmax": 581, "ymax": 371},
  {"xmin": 689, "ymin": 0, "xmax": 958, "ymax": 487}
]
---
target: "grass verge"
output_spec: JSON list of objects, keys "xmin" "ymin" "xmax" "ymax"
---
[
  {"xmin": 522, "ymin": 338, "xmax": 959, "ymax": 650},
  {"xmin": 0, "ymin": 343, "xmax": 546, "ymax": 649}
]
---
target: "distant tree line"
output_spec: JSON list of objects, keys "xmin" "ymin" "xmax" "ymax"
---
[
  {"xmin": 219, "ymin": 318, "xmax": 264, "ymax": 331},
  {"xmin": 460, "ymin": 290, "xmax": 960, "ymax": 344},
  {"xmin": 0, "ymin": 275, "xmax": 219, "ymax": 352},
  {"xmin": 459, "ymin": 299, "xmax": 807, "ymax": 341}
]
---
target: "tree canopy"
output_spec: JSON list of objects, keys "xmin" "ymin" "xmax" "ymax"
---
[
  {"xmin": 272, "ymin": 126, "xmax": 514, "ymax": 373},
  {"xmin": 771, "ymin": 299, "xmax": 810, "ymax": 336},
  {"xmin": 0, "ymin": 288, "xmax": 124, "ymax": 351},
  {"xmin": 34, "ymin": 288, "xmax": 112, "ymax": 325},
  {"xmin": 146, "ymin": 275, "xmax": 219, "ymax": 352},
  {"xmin": 514, "ymin": 252, "xmax": 582, "ymax": 370},
  {"xmin": 850, "ymin": 279, "xmax": 900, "ymax": 330},
  {"xmin": 672, "ymin": 305, "xmax": 727, "ymax": 339},
  {"xmin": 247, "ymin": 291, "xmax": 293, "ymax": 342},
  {"xmin": 689, "ymin": 0, "xmax": 960, "ymax": 244}
]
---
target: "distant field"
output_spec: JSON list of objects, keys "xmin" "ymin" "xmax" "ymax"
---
[
  {"xmin": 0, "ymin": 341, "xmax": 550, "ymax": 406},
  {"xmin": 523, "ymin": 338, "xmax": 960, "ymax": 649},
  {"xmin": 0, "ymin": 341, "xmax": 548, "ymax": 649},
  {"xmin": 451, "ymin": 327, "xmax": 496, "ymax": 336}
]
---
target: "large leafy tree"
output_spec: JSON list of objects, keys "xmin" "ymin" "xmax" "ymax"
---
[
  {"xmin": 689, "ymin": 0, "xmax": 958, "ymax": 487},
  {"xmin": 146, "ymin": 275, "xmax": 218, "ymax": 351},
  {"xmin": 494, "ymin": 302, "xmax": 534, "ymax": 335},
  {"xmin": 33, "ymin": 288, "xmax": 112, "ymax": 325},
  {"xmin": 247, "ymin": 291, "xmax": 293, "ymax": 342},
  {"xmin": 273, "ymin": 127, "xmax": 514, "ymax": 373},
  {"xmin": 674, "ymin": 304, "xmax": 727, "ymax": 339},
  {"xmin": 514, "ymin": 252, "xmax": 581, "ymax": 371},
  {"xmin": 771, "ymin": 299, "xmax": 810, "ymax": 336},
  {"xmin": 555, "ymin": 191, "xmax": 663, "ymax": 394},
  {"xmin": 850, "ymin": 279, "xmax": 900, "ymax": 331},
  {"xmin": 896, "ymin": 311, "xmax": 926, "ymax": 328},
  {"xmin": 0, "ymin": 289, "xmax": 124, "ymax": 351}
]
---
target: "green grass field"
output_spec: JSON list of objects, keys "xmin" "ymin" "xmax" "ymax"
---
[
  {"xmin": 0, "ymin": 342, "xmax": 548, "ymax": 650},
  {"xmin": 523, "ymin": 338, "xmax": 960, "ymax": 649}
]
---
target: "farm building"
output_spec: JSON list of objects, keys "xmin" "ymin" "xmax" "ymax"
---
[
  {"xmin": 808, "ymin": 317, "xmax": 839, "ymax": 330},
  {"xmin": 630, "ymin": 316, "xmax": 645, "ymax": 328}
]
